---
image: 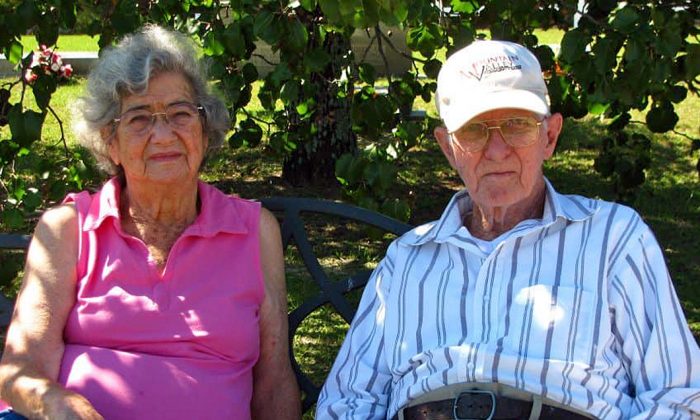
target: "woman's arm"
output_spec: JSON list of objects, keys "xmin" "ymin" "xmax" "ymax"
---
[
  {"xmin": 0, "ymin": 205, "xmax": 102, "ymax": 419},
  {"xmin": 251, "ymin": 208, "xmax": 301, "ymax": 419}
]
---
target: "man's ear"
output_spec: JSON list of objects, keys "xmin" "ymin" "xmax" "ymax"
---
[
  {"xmin": 434, "ymin": 126, "xmax": 457, "ymax": 170},
  {"xmin": 543, "ymin": 113, "xmax": 563, "ymax": 160}
]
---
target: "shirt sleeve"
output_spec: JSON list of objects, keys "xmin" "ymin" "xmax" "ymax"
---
[
  {"xmin": 608, "ymin": 222, "xmax": 700, "ymax": 419},
  {"xmin": 316, "ymin": 240, "xmax": 398, "ymax": 420}
]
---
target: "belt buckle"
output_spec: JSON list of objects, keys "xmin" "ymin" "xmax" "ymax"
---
[{"xmin": 452, "ymin": 390, "xmax": 496, "ymax": 420}]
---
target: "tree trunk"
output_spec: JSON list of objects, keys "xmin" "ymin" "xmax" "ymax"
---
[{"xmin": 282, "ymin": 32, "xmax": 356, "ymax": 186}]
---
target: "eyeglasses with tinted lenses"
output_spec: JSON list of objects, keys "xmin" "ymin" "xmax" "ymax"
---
[
  {"xmin": 113, "ymin": 102, "xmax": 204, "ymax": 136},
  {"xmin": 451, "ymin": 116, "xmax": 543, "ymax": 152}
]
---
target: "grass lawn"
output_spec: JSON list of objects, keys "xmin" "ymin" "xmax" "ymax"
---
[{"xmin": 20, "ymin": 34, "xmax": 99, "ymax": 52}]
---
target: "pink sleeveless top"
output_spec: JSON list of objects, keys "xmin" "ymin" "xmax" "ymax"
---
[{"xmin": 58, "ymin": 178, "xmax": 264, "ymax": 419}]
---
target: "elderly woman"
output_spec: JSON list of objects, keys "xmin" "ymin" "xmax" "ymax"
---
[{"xmin": 0, "ymin": 25, "xmax": 300, "ymax": 419}]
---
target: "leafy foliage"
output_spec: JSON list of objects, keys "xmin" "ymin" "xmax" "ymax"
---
[{"xmin": 0, "ymin": 0, "xmax": 698, "ymax": 232}]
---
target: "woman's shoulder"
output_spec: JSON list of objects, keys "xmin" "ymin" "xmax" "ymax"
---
[
  {"xmin": 30, "ymin": 203, "xmax": 80, "ymax": 254},
  {"xmin": 258, "ymin": 206, "xmax": 280, "ymax": 236},
  {"xmin": 38, "ymin": 203, "xmax": 79, "ymax": 230}
]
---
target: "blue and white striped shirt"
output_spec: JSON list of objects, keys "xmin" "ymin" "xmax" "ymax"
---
[{"xmin": 317, "ymin": 181, "xmax": 700, "ymax": 419}]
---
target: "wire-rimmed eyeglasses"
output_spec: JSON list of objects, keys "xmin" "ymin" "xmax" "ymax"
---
[
  {"xmin": 113, "ymin": 102, "xmax": 204, "ymax": 136},
  {"xmin": 450, "ymin": 116, "xmax": 544, "ymax": 152}
]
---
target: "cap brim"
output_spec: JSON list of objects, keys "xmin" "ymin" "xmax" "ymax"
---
[{"xmin": 441, "ymin": 90, "xmax": 549, "ymax": 132}]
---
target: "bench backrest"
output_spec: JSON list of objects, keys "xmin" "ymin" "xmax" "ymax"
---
[{"xmin": 0, "ymin": 197, "xmax": 412, "ymax": 414}]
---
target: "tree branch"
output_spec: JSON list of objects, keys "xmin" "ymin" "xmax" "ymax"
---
[
  {"xmin": 252, "ymin": 53, "xmax": 278, "ymax": 66},
  {"xmin": 556, "ymin": 0, "xmax": 605, "ymax": 28},
  {"xmin": 374, "ymin": 25, "xmax": 392, "ymax": 83},
  {"xmin": 47, "ymin": 105, "xmax": 69, "ymax": 158},
  {"xmin": 242, "ymin": 108, "xmax": 274, "ymax": 130},
  {"xmin": 358, "ymin": 28, "xmax": 377, "ymax": 65},
  {"xmin": 629, "ymin": 119, "xmax": 699, "ymax": 142},
  {"xmin": 376, "ymin": 28, "xmax": 429, "ymax": 64}
]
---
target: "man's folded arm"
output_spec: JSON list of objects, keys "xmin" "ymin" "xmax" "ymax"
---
[
  {"xmin": 609, "ymin": 225, "xmax": 700, "ymax": 418},
  {"xmin": 316, "ymin": 242, "xmax": 399, "ymax": 419}
]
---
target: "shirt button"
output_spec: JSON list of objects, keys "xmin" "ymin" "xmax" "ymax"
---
[{"xmin": 467, "ymin": 362, "xmax": 475, "ymax": 369}]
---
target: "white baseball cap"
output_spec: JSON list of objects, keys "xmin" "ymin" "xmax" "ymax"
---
[{"xmin": 436, "ymin": 40, "xmax": 550, "ymax": 132}]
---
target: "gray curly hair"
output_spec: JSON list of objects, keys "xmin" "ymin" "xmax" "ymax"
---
[{"xmin": 72, "ymin": 24, "xmax": 230, "ymax": 175}]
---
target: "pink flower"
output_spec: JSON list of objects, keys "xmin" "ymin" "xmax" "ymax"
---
[
  {"xmin": 24, "ymin": 69, "xmax": 37, "ymax": 84},
  {"xmin": 22, "ymin": 46, "xmax": 73, "ymax": 84},
  {"xmin": 62, "ymin": 64, "xmax": 73, "ymax": 78}
]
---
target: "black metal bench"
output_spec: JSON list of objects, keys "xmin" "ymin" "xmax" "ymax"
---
[{"xmin": 0, "ymin": 197, "xmax": 412, "ymax": 415}]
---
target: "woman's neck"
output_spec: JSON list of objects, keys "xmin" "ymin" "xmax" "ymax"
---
[
  {"xmin": 120, "ymin": 178, "xmax": 199, "ymax": 227},
  {"xmin": 118, "ymin": 179, "xmax": 200, "ymax": 271}
]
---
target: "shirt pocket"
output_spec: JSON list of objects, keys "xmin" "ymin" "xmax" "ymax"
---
[{"xmin": 503, "ymin": 284, "xmax": 595, "ymax": 364}]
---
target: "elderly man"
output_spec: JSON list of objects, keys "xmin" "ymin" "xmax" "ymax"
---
[{"xmin": 316, "ymin": 40, "xmax": 700, "ymax": 419}]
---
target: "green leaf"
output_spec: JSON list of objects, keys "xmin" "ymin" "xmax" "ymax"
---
[
  {"xmin": 560, "ymin": 29, "xmax": 587, "ymax": 64},
  {"xmin": 300, "ymin": 0, "xmax": 316, "ymax": 12},
  {"xmin": 422, "ymin": 59, "xmax": 441, "ymax": 79},
  {"xmin": 269, "ymin": 63, "xmax": 292, "ymax": 88},
  {"xmin": 623, "ymin": 38, "xmax": 644, "ymax": 62},
  {"xmin": 280, "ymin": 80, "xmax": 300, "ymax": 105},
  {"xmin": 360, "ymin": 0, "xmax": 380, "ymax": 26},
  {"xmin": 406, "ymin": 23, "xmax": 443, "ymax": 57},
  {"xmin": 37, "ymin": 20, "xmax": 59, "ymax": 47},
  {"xmin": 304, "ymin": 48, "xmax": 331, "ymax": 72},
  {"xmin": 236, "ymin": 118, "xmax": 263, "ymax": 147},
  {"xmin": 253, "ymin": 10, "xmax": 275, "ymax": 40},
  {"xmin": 222, "ymin": 23, "xmax": 246, "ymax": 58},
  {"xmin": 32, "ymin": 74, "xmax": 58, "ymax": 110},
  {"xmin": 451, "ymin": 0, "xmax": 477, "ymax": 14},
  {"xmin": 4, "ymin": 40, "xmax": 23, "ymax": 65},
  {"xmin": 335, "ymin": 153, "xmax": 366, "ymax": 186},
  {"xmin": 608, "ymin": 112, "xmax": 630, "ymax": 131},
  {"xmin": 668, "ymin": 85, "xmax": 687, "ymax": 104},
  {"xmin": 588, "ymin": 102, "xmax": 609, "ymax": 115},
  {"xmin": 111, "ymin": 8, "xmax": 139, "ymax": 34},
  {"xmin": 611, "ymin": 6, "xmax": 639, "ymax": 33},
  {"xmin": 686, "ymin": 44, "xmax": 700, "ymax": 79},
  {"xmin": 60, "ymin": 0, "xmax": 77, "ymax": 29},
  {"xmin": 363, "ymin": 160, "xmax": 396, "ymax": 194},
  {"xmin": 23, "ymin": 188, "xmax": 42, "ymax": 212},
  {"xmin": 18, "ymin": 0, "xmax": 38, "ymax": 27},
  {"xmin": 335, "ymin": 153, "xmax": 354, "ymax": 186},
  {"xmin": 646, "ymin": 103, "xmax": 678, "ymax": 133},
  {"xmin": 296, "ymin": 98, "xmax": 315, "ymax": 117},
  {"xmin": 2, "ymin": 208, "xmax": 25, "ymax": 230},
  {"xmin": 318, "ymin": 0, "xmax": 342, "ymax": 25},
  {"xmin": 358, "ymin": 63, "xmax": 376, "ymax": 84},
  {"xmin": 227, "ymin": 131, "xmax": 245, "ymax": 148},
  {"xmin": 8, "ymin": 106, "xmax": 44, "ymax": 147},
  {"xmin": 592, "ymin": 37, "xmax": 619, "ymax": 74},
  {"xmin": 657, "ymin": 24, "xmax": 682, "ymax": 57},
  {"xmin": 242, "ymin": 63, "xmax": 258, "ymax": 83},
  {"xmin": 203, "ymin": 31, "xmax": 225, "ymax": 56},
  {"xmin": 286, "ymin": 20, "xmax": 308, "ymax": 52}
]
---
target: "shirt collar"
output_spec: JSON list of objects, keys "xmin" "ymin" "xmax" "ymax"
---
[
  {"xmin": 400, "ymin": 177, "xmax": 598, "ymax": 247},
  {"xmin": 83, "ymin": 177, "xmax": 249, "ymax": 237}
]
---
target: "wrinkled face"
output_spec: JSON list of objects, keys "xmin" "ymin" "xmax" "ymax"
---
[
  {"xmin": 435, "ymin": 108, "xmax": 562, "ymax": 211},
  {"xmin": 106, "ymin": 71, "xmax": 207, "ymax": 185}
]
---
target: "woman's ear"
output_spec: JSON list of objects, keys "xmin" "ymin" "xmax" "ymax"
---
[
  {"xmin": 434, "ymin": 126, "xmax": 457, "ymax": 170},
  {"xmin": 101, "ymin": 126, "xmax": 120, "ymax": 166}
]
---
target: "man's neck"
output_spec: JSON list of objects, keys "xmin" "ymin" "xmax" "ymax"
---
[{"xmin": 465, "ymin": 185, "xmax": 546, "ymax": 241}]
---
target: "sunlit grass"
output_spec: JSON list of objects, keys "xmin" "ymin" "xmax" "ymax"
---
[{"xmin": 19, "ymin": 34, "xmax": 99, "ymax": 52}]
